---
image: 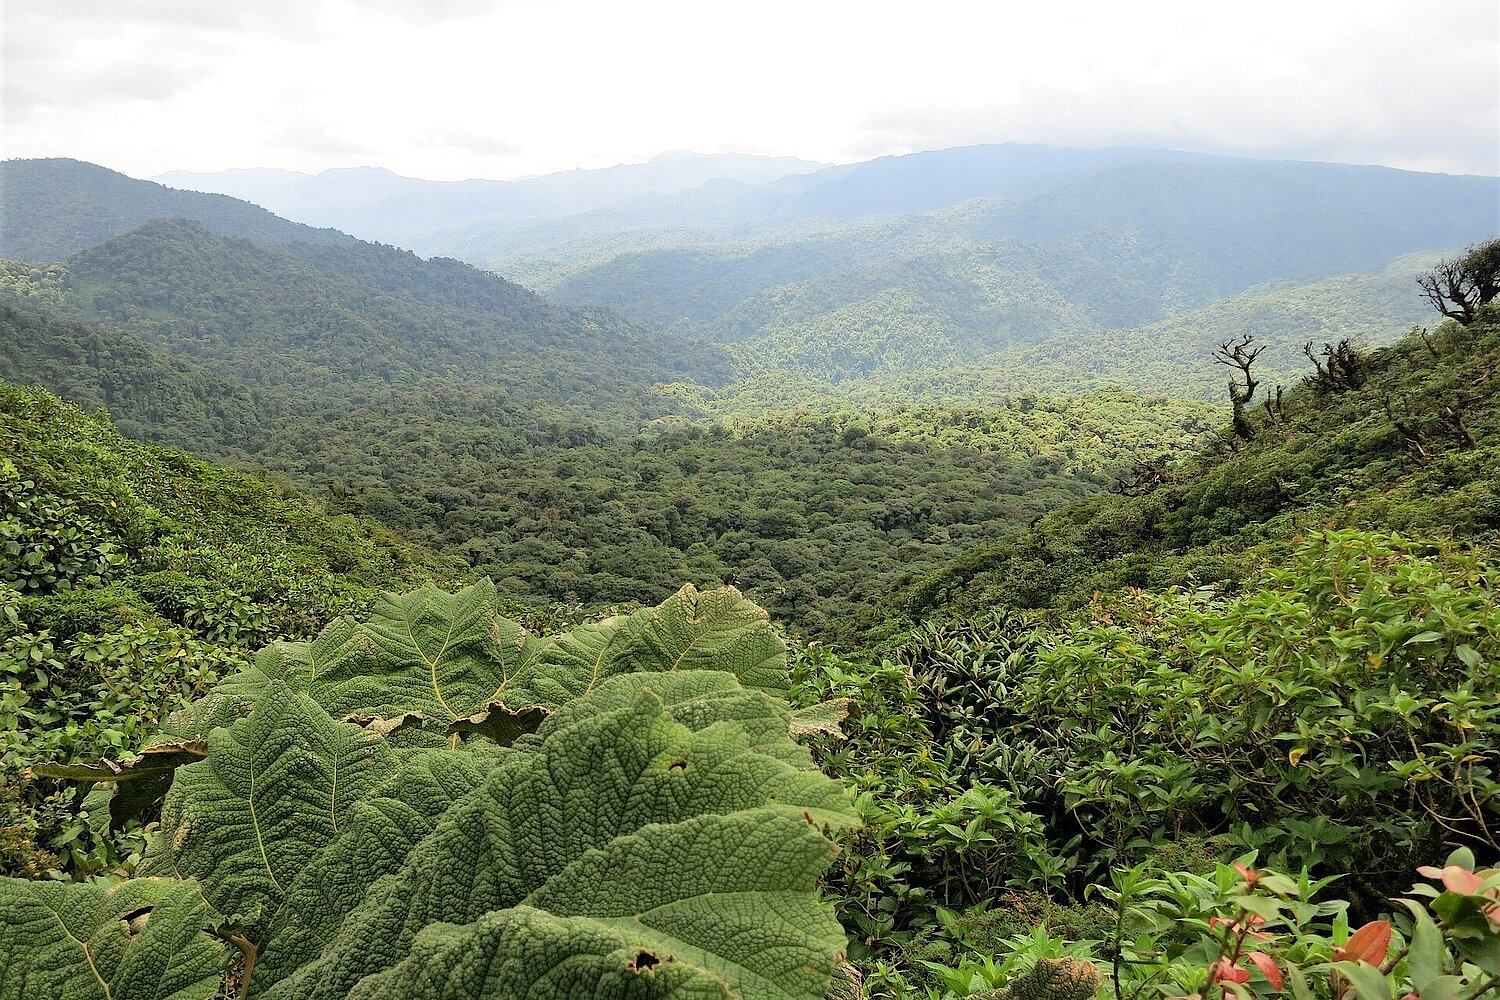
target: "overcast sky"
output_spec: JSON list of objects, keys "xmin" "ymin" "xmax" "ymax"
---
[{"xmin": 3, "ymin": 0, "xmax": 1497, "ymax": 181}]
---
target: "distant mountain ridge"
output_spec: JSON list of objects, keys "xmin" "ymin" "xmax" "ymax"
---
[
  {"xmin": 0, "ymin": 158, "xmax": 350, "ymax": 262},
  {"xmin": 152, "ymin": 150, "xmax": 830, "ymax": 246},
  {"xmin": 0, "ymin": 160, "xmax": 737, "ymax": 468}
]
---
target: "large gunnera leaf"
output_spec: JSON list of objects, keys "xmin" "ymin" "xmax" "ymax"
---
[
  {"xmin": 154, "ymin": 580, "xmax": 785, "ymax": 751},
  {"xmin": 261, "ymin": 687, "xmax": 855, "ymax": 1000},
  {"xmin": 5, "ymin": 583, "xmax": 854, "ymax": 1000},
  {"xmin": 0, "ymin": 877, "xmax": 231, "ymax": 1000},
  {"xmin": 142, "ymin": 682, "xmax": 399, "ymax": 933}
]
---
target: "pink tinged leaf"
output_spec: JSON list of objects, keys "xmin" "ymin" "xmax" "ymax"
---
[
  {"xmin": 1333, "ymin": 920, "xmax": 1393, "ymax": 965},
  {"xmin": 1439, "ymin": 866, "xmax": 1483, "ymax": 895},
  {"xmin": 1210, "ymin": 959, "xmax": 1251, "ymax": 985},
  {"xmin": 1246, "ymin": 951, "xmax": 1284, "ymax": 991},
  {"xmin": 1233, "ymin": 862, "xmax": 1262, "ymax": 886}
]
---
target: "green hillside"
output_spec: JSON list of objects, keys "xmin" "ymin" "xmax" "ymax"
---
[
  {"xmin": 535, "ymin": 157, "xmax": 1494, "ymax": 350},
  {"xmin": 690, "ymin": 252, "xmax": 1439, "ymax": 413},
  {"xmin": 896, "ymin": 309, "xmax": 1500, "ymax": 629},
  {"xmin": 0, "ymin": 159, "xmax": 350, "ymax": 261},
  {"xmin": 63, "ymin": 218, "xmax": 731, "ymax": 408},
  {"xmin": 0, "ymin": 379, "xmax": 458, "ymax": 874},
  {"xmin": 307, "ymin": 397, "xmax": 1214, "ymax": 635}
]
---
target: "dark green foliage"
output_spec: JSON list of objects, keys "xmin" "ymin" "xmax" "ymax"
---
[
  {"xmin": 794, "ymin": 530, "xmax": 1499, "ymax": 995},
  {"xmin": 0, "ymin": 224, "xmax": 1215, "ymax": 636},
  {"xmin": 0, "ymin": 381, "xmax": 453, "ymax": 876},
  {"xmin": 61, "ymin": 218, "xmax": 732, "ymax": 410},
  {"xmin": 315, "ymin": 401, "xmax": 1211, "ymax": 636},
  {"xmin": 896, "ymin": 315, "xmax": 1500, "ymax": 628}
]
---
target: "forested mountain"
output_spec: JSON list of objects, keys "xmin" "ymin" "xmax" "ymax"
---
[
  {"xmin": 0, "ymin": 159, "xmax": 350, "ymax": 261},
  {"xmin": 477, "ymin": 152, "xmax": 1493, "ymax": 395},
  {"xmin": 26, "ymin": 152, "xmax": 1490, "ymax": 406},
  {"xmin": 0, "ymin": 164, "xmax": 1219, "ymax": 634},
  {"xmin": 0, "ymin": 296, "xmax": 260, "ymax": 452},
  {"xmin": 690, "ymin": 251, "xmax": 1438, "ymax": 409},
  {"xmin": 0, "ymin": 285, "xmax": 1216, "ymax": 633},
  {"xmin": 153, "ymin": 150, "xmax": 829, "ymax": 247},
  {"xmin": 538, "ymin": 164, "xmax": 1489, "ymax": 340},
  {"xmin": 63, "ymin": 218, "xmax": 730, "ymax": 406}
]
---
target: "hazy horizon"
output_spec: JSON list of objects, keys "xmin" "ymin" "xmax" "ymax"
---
[
  {"xmin": 9, "ymin": 140, "xmax": 1498, "ymax": 192},
  {"xmin": 4, "ymin": 0, "xmax": 1496, "ymax": 182}
]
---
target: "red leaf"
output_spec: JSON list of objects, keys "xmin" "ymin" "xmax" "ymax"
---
[
  {"xmin": 1246, "ymin": 951, "xmax": 1284, "ymax": 991},
  {"xmin": 1209, "ymin": 959, "xmax": 1251, "ymax": 985},
  {"xmin": 1333, "ymin": 920, "xmax": 1393, "ymax": 965}
]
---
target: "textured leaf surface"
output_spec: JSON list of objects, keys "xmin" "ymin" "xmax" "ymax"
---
[
  {"xmin": 531, "ymin": 670, "xmax": 811, "ymax": 765},
  {"xmin": 624, "ymin": 584, "xmax": 789, "ymax": 697},
  {"xmin": 302, "ymin": 581, "xmax": 544, "ymax": 738},
  {"xmin": 255, "ymin": 746, "xmax": 499, "ymax": 989},
  {"xmin": 497, "ymin": 585, "xmax": 788, "ymax": 709},
  {"xmin": 495, "ymin": 617, "xmax": 632, "ymax": 708},
  {"xmin": 144, "ymin": 683, "xmax": 398, "ymax": 929},
  {"xmin": 0, "ymin": 877, "xmax": 230, "ymax": 1000},
  {"xmin": 265, "ymin": 688, "xmax": 854, "ymax": 999},
  {"xmin": 16, "ymin": 583, "xmax": 851, "ymax": 1000},
  {"xmin": 346, "ymin": 905, "xmax": 733, "ymax": 1000}
]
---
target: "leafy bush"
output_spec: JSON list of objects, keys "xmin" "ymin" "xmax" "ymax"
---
[
  {"xmin": 1093, "ymin": 849, "xmax": 1500, "ymax": 1000},
  {"xmin": 0, "ymin": 381, "xmax": 458, "ymax": 876},
  {"xmin": 0, "ymin": 581, "xmax": 857, "ymax": 1000},
  {"xmin": 789, "ymin": 529, "xmax": 1498, "ymax": 995},
  {"xmin": 0, "ymin": 459, "xmax": 125, "ymax": 594}
]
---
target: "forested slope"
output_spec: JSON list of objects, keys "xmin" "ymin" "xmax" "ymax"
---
[
  {"xmin": 0, "ymin": 158, "xmax": 350, "ymax": 261},
  {"xmin": 0, "ymin": 379, "xmax": 458, "ymax": 873},
  {"xmin": 895, "ymin": 309, "xmax": 1500, "ymax": 629},
  {"xmin": 538, "ymin": 155, "xmax": 1494, "ymax": 343},
  {"xmin": 64, "ymin": 218, "xmax": 731, "ymax": 406}
]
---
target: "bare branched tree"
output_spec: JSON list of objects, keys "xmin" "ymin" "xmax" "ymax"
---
[
  {"xmin": 1262, "ymin": 384, "xmax": 1287, "ymax": 424},
  {"xmin": 1418, "ymin": 239, "xmax": 1500, "ymax": 325},
  {"xmin": 1213, "ymin": 334, "xmax": 1265, "ymax": 442}
]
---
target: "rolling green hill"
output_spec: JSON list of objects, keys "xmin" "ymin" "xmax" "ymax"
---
[
  {"xmin": 62, "ymin": 218, "xmax": 731, "ymax": 407},
  {"xmin": 0, "ymin": 158, "xmax": 351, "ymax": 262},
  {"xmin": 686, "ymin": 252, "xmax": 1439, "ymax": 412}
]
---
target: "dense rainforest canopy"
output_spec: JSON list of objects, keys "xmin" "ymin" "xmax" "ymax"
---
[{"xmin": 0, "ymin": 155, "xmax": 1496, "ymax": 1000}]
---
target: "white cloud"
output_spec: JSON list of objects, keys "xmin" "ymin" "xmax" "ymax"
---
[{"xmin": 2, "ymin": 0, "xmax": 1496, "ymax": 179}]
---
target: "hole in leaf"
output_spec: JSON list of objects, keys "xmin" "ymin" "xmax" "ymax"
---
[
  {"xmin": 666, "ymin": 757, "xmax": 687, "ymax": 773},
  {"xmin": 627, "ymin": 949, "xmax": 661, "ymax": 974},
  {"xmin": 122, "ymin": 906, "xmax": 153, "ymax": 936}
]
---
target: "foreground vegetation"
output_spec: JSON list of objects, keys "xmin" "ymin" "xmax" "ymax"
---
[
  {"xmin": 1, "ymin": 538, "xmax": 1496, "ymax": 999},
  {"xmin": 0, "ymin": 158, "xmax": 1495, "ymax": 998},
  {"xmin": 1, "ymin": 313, "xmax": 1496, "ymax": 999},
  {"xmin": 0, "ymin": 382, "xmax": 460, "ymax": 874}
]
